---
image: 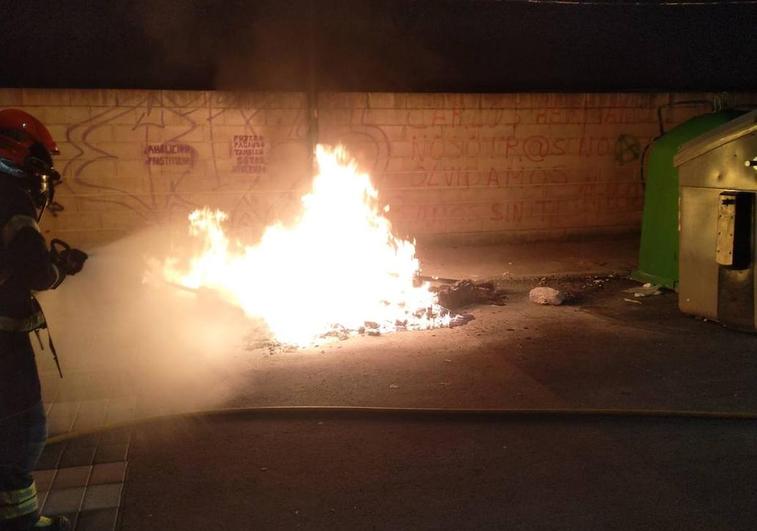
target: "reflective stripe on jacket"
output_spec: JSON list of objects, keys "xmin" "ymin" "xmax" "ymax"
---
[{"xmin": 0, "ymin": 482, "xmax": 38, "ymax": 521}]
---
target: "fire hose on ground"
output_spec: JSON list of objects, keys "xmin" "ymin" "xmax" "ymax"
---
[
  {"xmin": 46, "ymin": 406, "xmax": 757, "ymax": 446},
  {"xmin": 46, "ymin": 275, "xmax": 754, "ymax": 445}
]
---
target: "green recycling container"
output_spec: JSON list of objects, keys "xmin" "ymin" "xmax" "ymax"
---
[{"xmin": 633, "ymin": 111, "xmax": 744, "ymax": 289}]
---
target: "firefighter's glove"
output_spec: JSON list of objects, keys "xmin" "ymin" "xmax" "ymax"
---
[
  {"xmin": 50, "ymin": 238, "xmax": 87, "ymax": 275},
  {"xmin": 57, "ymin": 248, "xmax": 88, "ymax": 275}
]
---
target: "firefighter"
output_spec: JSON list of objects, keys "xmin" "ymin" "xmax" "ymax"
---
[{"xmin": 0, "ymin": 109, "xmax": 87, "ymax": 531}]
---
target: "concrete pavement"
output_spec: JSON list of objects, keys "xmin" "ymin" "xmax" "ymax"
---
[
  {"xmin": 116, "ymin": 279, "xmax": 757, "ymax": 531},
  {"xmin": 33, "ymin": 233, "xmax": 757, "ymax": 529}
]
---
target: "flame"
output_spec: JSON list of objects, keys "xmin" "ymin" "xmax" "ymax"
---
[{"xmin": 162, "ymin": 145, "xmax": 450, "ymax": 346}]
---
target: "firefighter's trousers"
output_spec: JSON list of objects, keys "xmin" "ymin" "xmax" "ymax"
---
[{"xmin": 0, "ymin": 402, "xmax": 47, "ymax": 530}]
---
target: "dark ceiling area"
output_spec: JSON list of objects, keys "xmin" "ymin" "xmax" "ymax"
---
[{"xmin": 0, "ymin": 0, "xmax": 754, "ymax": 92}]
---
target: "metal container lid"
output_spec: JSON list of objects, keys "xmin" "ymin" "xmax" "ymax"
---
[{"xmin": 674, "ymin": 110, "xmax": 757, "ymax": 168}]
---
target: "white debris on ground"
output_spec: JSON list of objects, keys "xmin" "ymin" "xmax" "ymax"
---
[
  {"xmin": 582, "ymin": 274, "xmax": 616, "ymax": 289},
  {"xmin": 529, "ymin": 287, "xmax": 566, "ymax": 306},
  {"xmin": 625, "ymin": 282, "xmax": 663, "ymax": 298},
  {"xmin": 244, "ymin": 310, "xmax": 476, "ymax": 353}
]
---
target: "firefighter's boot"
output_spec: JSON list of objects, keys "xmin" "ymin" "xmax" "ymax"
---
[
  {"xmin": 0, "ymin": 482, "xmax": 70, "ymax": 531},
  {"xmin": 31, "ymin": 515, "xmax": 72, "ymax": 530}
]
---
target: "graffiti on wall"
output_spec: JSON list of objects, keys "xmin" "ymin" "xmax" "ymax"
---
[
  {"xmin": 49, "ymin": 90, "xmax": 307, "ymax": 243},
  {"xmin": 331, "ymin": 102, "xmax": 658, "ymax": 235},
  {"xmin": 614, "ymin": 134, "xmax": 641, "ymax": 165},
  {"xmin": 144, "ymin": 143, "xmax": 195, "ymax": 167},
  {"xmin": 232, "ymin": 134, "xmax": 266, "ymax": 175},
  {"xmin": 15, "ymin": 88, "xmax": 711, "ymax": 244}
]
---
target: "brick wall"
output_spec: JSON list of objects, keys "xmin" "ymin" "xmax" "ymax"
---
[{"xmin": 1, "ymin": 88, "xmax": 753, "ymax": 248}]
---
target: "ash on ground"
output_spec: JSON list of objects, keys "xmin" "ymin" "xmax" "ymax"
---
[
  {"xmin": 242, "ymin": 293, "xmax": 481, "ymax": 352},
  {"xmin": 322, "ymin": 307, "xmax": 475, "ymax": 341},
  {"xmin": 244, "ymin": 309, "xmax": 475, "ymax": 352}
]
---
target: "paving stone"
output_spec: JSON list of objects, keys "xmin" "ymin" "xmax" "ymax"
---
[
  {"xmin": 76, "ymin": 508, "xmax": 118, "ymax": 531},
  {"xmin": 104, "ymin": 397, "xmax": 137, "ymax": 426},
  {"xmin": 59, "ymin": 446, "xmax": 96, "ymax": 468},
  {"xmin": 35, "ymin": 445, "xmax": 64, "ymax": 470},
  {"xmin": 104, "ymin": 372, "xmax": 136, "ymax": 394},
  {"xmin": 100, "ymin": 428, "xmax": 131, "ymax": 445},
  {"xmin": 89, "ymin": 462, "xmax": 127, "ymax": 485},
  {"xmin": 58, "ymin": 371, "xmax": 134, "ymax": 401},
  {"xmin": 41, "ymin": 487, "xmax": 85, "ymax": 515},
  {"xmin": 39, "ymin": 373, "xmax": 61, "ymax": 403},
  {"xmin": 82, "ymin": 484, "xmax": 123, "ymax": 511},
  {"xmin": 94, "ymin": 443, "xmax": 129, "ymax": 464},
  {"xmin": 68, "ymin": 434, "xmax": 101, "ymax": 450},
  {"xmin": 37, "ymin": 490, "xmax": 48, "ymax": 513},
  {"xmin": 51, "ymin": 466, "xmax": 91, "ymax": 490},
  {"xmin": 46, "ymin": 402, "xmax": 79, "ymax": 435},
  {"xmin": 32, "ymin": 469, "xmax": 57, "ymax": 492},
  {"xmin": 57, "ymin": 512, "xmax": 78, "ymax": 529},
  {"xmin": 73, "ymin": 400, "xmax": 108, "ymax": 431},
  {"xmin": 57, "ymin": 372, "xmax": 98, "ymax": 401}
]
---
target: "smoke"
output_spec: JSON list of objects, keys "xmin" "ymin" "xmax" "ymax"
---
[
  {"xmin": 126, "ymin": 0, "xmax": 446, "ymax": 92},
  {"xmin": 36, "ymin": 226, "xmax": 254, "ymax": 415},
  {"xmin": 130, "ymin": 0, "xmax": 309, "ymax": 91}
]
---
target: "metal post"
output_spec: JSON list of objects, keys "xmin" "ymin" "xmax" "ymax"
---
[{"xmin": 306, "ymin": 0, "xmax": 319, "ymax": 174}]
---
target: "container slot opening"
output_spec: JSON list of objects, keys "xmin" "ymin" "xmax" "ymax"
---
[{"xmin": 716, "ymin": 191, "xmax": 754, "ymax": 269}]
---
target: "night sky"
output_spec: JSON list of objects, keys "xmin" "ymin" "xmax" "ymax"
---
[{"xmin": 0, "ymin": 0, "xmax": 755, "ymax": 92}]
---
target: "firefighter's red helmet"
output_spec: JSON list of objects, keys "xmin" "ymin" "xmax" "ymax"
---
[
  {"xmin": 0, "ymin": 109, "xmax": 62, "ymax": 213},
  {"xmin": 0, "ymin": 109, "xmax": 59, "ymax": 168}
]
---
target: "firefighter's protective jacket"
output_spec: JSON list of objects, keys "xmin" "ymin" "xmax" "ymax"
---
[{"xmin": 0, "ymin": 178, "xmax": 62, "ymax": 419}]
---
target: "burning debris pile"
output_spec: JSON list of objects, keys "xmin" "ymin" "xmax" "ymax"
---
[
  {"xmin": 433, "ymin": 280, "xmax": 508, "ymax": 310},
  {"xmin": 160, "ymin": 145, "xmax": 478, "ymax": 347},
  {"xmin": 322, "ymin": 307, "xmax": 475, "ymax": 341}
]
